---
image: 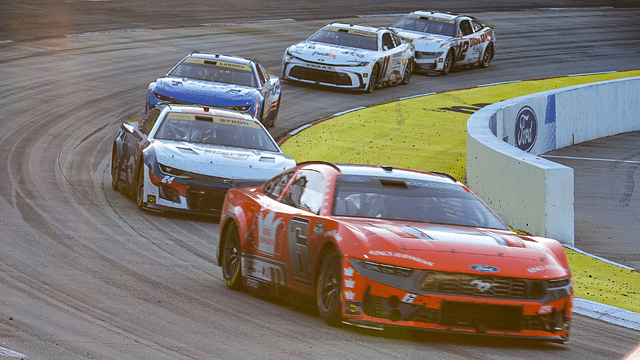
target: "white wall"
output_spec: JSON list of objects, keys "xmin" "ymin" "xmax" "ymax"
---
[{"xmin": 466, "ymin": 76, "xmax": 640, "ymax": 245}]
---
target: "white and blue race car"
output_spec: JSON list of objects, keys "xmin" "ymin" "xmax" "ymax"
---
[
  {"xmin": 391, "ymin": 11, "xmax": 495, "ymax": 75},
  {"xmin": 146, "ymin": 52, "xmax": 281, "ymax": 127},
  {"xmin": 111, "ymin": 104, "xmax": 296, "ymax": 215},
  {"xmin": 282, "ymin": 22, "xmax": 415, "ymax": 92}
]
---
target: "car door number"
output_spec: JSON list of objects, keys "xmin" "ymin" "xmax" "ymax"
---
[
  {"xmin": 458, "ymin": 40, "xmax": 470, "ymax": 62},
  {"xmin": 288, "ymin": 217, "xmax": 312, "ymax": 286}
]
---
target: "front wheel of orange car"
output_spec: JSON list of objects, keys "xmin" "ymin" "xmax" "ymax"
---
[
  {"xmin": 316, "ymin": 249, "xmax": 342, "ymax": 326},
  {"xmin": 222, "ymin": 223, "xmax": 244, "ymax": 290}
]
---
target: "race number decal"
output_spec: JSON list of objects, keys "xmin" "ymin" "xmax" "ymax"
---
[
  {"xmin": 288, "ymin": 217, "xmax": 312, "ymax": 285},
  {"xmin": 458, "ymin": 40, "xmax": 470, "ymax": 62}
]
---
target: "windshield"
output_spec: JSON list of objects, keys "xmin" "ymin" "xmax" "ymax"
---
[
  {"xmin": 308, "ymin": 26, "xmax": 378, "ymax": 51},
  {"xmin": 155, "ymin": 112, "xmax": 279, "ymax": 152},
  {"xmin": 332, "ymin": 175, "xmax": 508, "ymax": 230},
  {"xmin": 168, "ymin": 57, "xmax": 257, "ymax": 87},
  {"xmin": 393, "ymin": 16, "xmax": 455, "ymax": 37}
]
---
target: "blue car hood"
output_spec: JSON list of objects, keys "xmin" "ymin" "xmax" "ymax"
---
[{"xmin": 153, "ymin": 77, "xmax": 259, "ymax": 106}]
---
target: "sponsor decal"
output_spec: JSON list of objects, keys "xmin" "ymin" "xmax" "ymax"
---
[
  {"xmin": 313, "ymin": 222, "xmax": 325, "ymax": 236},
  {"xmin": 470, "ymin": 279, "xmax": 498, "ymax": 292},
  {"xmin": 312, "ymin": 51, "xmax": 336, "ymax": 58},
  {"xmin": 368, "ymin": 250, "xmax": 434, "ymax": 266},
  {"xmin": 221, "ymin": 152, "xmax": 249, "ymax": 160},
  {"xmin": 527, "ymin": 264, "xmax": 565, "ymax": 273},
  {"xmin": 344, "ymin": 301, "xmax": 363, "ymax": 315},
  {"xmin": 469, "ymin": 264, "xmax": 499, "ymax": 273},
  {"xmin": 538, "ymin": 305, "xmax": 554, "ymax": 315},
  {"xmin": 344, "ymin": 278, "xmax": 355, "ymax": 288},
  {"xmin": 258, "ymin": 211, "xmax": 282, "ymax": 255},
  {"xmin": 344, "ymin": 290, "xmax": 356, "ymax": 301},
  {"xmin": 242, "ymin": 256, "xmax": 285, "ymax": 285},
  {"xmin": 344, "ymin": 267, "xmax": 355, "ymax": 277},
  {"xmin": 514, "ymin": 105, "xmax": 538, "ymax": 152},
  {"xmin": 401, "ymin": 293, "xmax": 418, "ymax": 304}
]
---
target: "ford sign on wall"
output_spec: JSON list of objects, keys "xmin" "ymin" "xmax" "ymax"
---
[{"xmin": 514, "ymin": 105, "xmax": 538, "ymax": 152}]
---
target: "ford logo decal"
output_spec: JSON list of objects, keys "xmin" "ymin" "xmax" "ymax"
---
[
  {"xmin": 470, "ymin": 264, "xmax": 499, "ymax": 273},
  {"xmin": 514, "ymin": 105, "xmax": 537, "ymax": 152}
]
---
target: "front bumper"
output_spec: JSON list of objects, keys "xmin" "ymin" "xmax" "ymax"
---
[
  {"xmin": 282, "ymin": 58, "xmax": 370, "ymax": 91},
  {"xmin": 341, "ymin": 257, "xmax": 573, "ymax": 341},
  {"xmin": 141, "ymin": 162, "xmax": 262, "ymax": 216},
  {"xmin": 414, "ymin": 51, "xmax": 446, "ymax": 73}
]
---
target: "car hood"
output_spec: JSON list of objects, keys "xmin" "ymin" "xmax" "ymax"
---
[
  {"xmin": 288, "ymin": 41, "xmax": 375, "ymax": 65},
  {"xmin": 392, "ymin": 29, "xmax": 453, "ymax": 50},
  {"xmin": 343, "ymin": 221, "xmax": 569, "ymax": 278},
  {"xmin": 153, "ymin": 77, "xmax": 259, "ymax": 105},
  {"xmin": 152, "ymin": 140, "xmax": 296, "ymax": 180}
]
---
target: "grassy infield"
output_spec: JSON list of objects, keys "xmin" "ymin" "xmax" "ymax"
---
[{"xmin": 281, "ymin": 70, "xmax": 640, "ymax": 314}]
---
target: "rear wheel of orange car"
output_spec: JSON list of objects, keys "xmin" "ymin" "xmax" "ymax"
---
[
  {"xmin": 316, "ymin": 249, "xmax": 342, "ymax": 325},
  {"xmin": 222, "ymin": 223, "xmax": 244, "ymax": 290}
]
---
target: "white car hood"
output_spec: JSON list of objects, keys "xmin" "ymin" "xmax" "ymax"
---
[
  {"xmin": 288, "ymin": 41, "xmax": 375, "ymax": 65},
  {"xmin": 153, "ymin": 140, "xmax": 295, "ymax": 180}
]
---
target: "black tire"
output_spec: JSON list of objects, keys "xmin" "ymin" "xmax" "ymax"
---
[
  {"xmin": 268, "ymin": 96, "xmax": 280, "ymax": 128},
  {"xmin": 401, "ymin": 58, "xmax": 413, "ymax": 85},
  {"xmin": 365, "ymin": 64, "xmax": 379, "ymax": 93},
  {"xmin": 111, "ymin": 150, "xmax": 120, "ymax": 192},
  {"xmin": 478, "ymin": 43, "xmax": 493, "ymax": 68},
  {"xmin": 221, "ymin": 223, "xmax": 244, "ymax": 290},
  {"xmin": 316, "ymin": 249, "xmax": 343, "ymax": 326},
  {"xmin": 135, "ymin": 164, "xmax": 146, "ymax": 210},
  {"xmin": 441, "ymin": 51, "xmax": 454, "ymax": 75}
]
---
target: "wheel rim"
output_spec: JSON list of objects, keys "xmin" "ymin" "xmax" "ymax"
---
[
  {"xmin": 223, "ymin": 237, "xmax": 240, "ymax": 280},
  {"xmin": 319, "ymin": 257, "xmax": 340, "ymax": 313},
  {"xmin": 444, "ymin": 53, "xmax": 452, "ymax": 73},
  {"xmin": 368, "ymin": 65, "xmax": 378, "ymax": 92},
  {"xmin": 483, "ymin": 45, "xmax": 492, "ymax": 66}
]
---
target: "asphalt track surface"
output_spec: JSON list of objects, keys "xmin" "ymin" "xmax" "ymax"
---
[{"xmin": 0, "ymin": 1, "xmax": 639, "ymax": 359}]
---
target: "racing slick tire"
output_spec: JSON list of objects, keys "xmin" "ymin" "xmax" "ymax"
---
[
  {"xmin": 401, "ymin": 58, "xmax": 414, "ymax": 85},
  {"xmin": 268, "ymin": 96, "xmax": 281, "ymax": 128},
  {"xmin": 365, "ymin": 64, "xmax": 380, "ymax": 93},
  {"xmin": 316, "ymin": 248, "xmax": 343, "ymax": 326},
  {"xmin": 135, "ymin": 164, "xmax": 147, "ymax": 210},
  {"xmin": 478, "ymin": 43, "xmax": 494, "ymax": 68},
  {"xmin": 110, "ymin": 149, "xmax": 120, "ymax": 192},
  {"xmin": 221, "ymin": 223, "xmax": 244, "ymax": 290},
  {"xmin": 441, "ymin": 50, "xmax": 454, "ymax": 75}
]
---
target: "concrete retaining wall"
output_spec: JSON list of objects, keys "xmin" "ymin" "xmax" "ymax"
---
[{"xmin": 466, "ymin": 76, "xmax": 640, "ymax": 245}]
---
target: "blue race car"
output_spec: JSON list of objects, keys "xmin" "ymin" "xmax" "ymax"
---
[{"xmin": 146, "ymin": 52, "xmax": 281, "ymax": 127}]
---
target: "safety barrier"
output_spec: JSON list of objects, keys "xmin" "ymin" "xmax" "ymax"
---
[{"xmin": 466, "ymin": 76, "xmax": 640, "ymax": 245}]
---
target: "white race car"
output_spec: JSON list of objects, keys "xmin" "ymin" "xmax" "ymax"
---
[
  {"xmin": 111, "ymin": 104, "xmax": 296, "ymax": 215},
  {"xmin": 391, "ymin": 11, "xmax": 495, "ymax": 75},
  {"xmin": 282, "ymin": 22, "xmax": 415, "ymax": 92}
]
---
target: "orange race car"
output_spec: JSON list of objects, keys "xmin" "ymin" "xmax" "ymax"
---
[{"xmin": 217, "ymin": 162, "xmax": 573, "ymax": 343}]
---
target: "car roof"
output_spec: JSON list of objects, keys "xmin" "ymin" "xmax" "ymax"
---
[
  {"xmin": 408, "ymin": 11, "xmax": 463, "ymax": 22},
  {"xmin": 186, "ymin": 52, "xmax": 254, "ymax": 66},
  {"xmin": 299, "ymin": 162, "xmax": 459, "ymax": 185},
  {"xmin": 324, "ymin": 22, "xmax": 385, "ymax": 35}
]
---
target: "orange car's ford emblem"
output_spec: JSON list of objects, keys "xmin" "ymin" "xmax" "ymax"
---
[{"xmin": 469, "ymin": 264, "xmax": 499, "ymax": 273}]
